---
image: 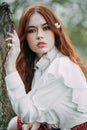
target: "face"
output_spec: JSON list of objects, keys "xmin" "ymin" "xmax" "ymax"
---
[{"xmin": 26, "ymin": 12, "xmax": 55, "ymax": 58}]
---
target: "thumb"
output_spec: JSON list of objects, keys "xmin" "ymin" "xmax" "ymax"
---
[{"xmin": 22, "ymin": 124, "xmax": 28, "ymax": 130}]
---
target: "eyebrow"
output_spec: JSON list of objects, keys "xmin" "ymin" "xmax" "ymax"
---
[{"xmin": 28, "ymin": 22, "xmax": 48, "ymax": 28}]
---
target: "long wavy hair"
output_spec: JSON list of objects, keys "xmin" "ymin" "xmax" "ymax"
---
[{"xmin": 16, "ymin": 4, "xmax": 87, "ymax": 93}]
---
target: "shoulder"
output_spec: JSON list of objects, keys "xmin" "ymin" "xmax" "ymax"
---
[
  {"xmin": 54, "ymin": 55, "xmax": 78, "ymax": 69},
  {"xmin": 48, "ymin": 54, "xmax": 86, "ymax": 84},
  {"xmin": 48, "ymin": 54, "xmax": 79, "ymax": 75}
]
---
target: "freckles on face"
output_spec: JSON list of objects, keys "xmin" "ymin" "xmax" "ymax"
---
[{"xmin": 26, "ymin": 12, "xmax": 55, "ymax": 58}]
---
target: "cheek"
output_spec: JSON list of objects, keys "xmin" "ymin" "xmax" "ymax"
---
[
  {"xmin": 26, "ymin": 35, "xmax": 33, "ymax": 46},
  {"xmin": 26, "ymin": 35, "xmax": 31, "ymax": 43},
  {"xmin": 49, "ymin": 33, "xmax": 55, "ymax": 43},
  {"xmin": 26, "ymin": 36, "xmax": 37, "ymax": 52}
]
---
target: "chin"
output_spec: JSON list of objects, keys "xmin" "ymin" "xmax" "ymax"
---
[
  {"xmin": 42, "ymin": 49, "xmax": 48, "ymax": 55},
  {"xmin": 42, "ymin": 47, "xmax": 50, "ymax": 53},
  {"xmin": 37, "ymin": 47, "xmax": 53, "ymax": 57}
]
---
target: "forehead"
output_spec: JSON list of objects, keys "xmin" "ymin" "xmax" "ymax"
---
[{"xmin": 29, "ymin": 13, "xmax": 47, "ymax": 26}]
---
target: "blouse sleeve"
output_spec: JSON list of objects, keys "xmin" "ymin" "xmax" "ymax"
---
[
  {"xmin": 58, "ymin": 57, "xmax": 87, "ymax": 112},
  {"xmin": 5, "ymin": 71, "xmax": 41, "ymax": 123},
  {"xmin": 5, "ymin": 70, "xmax": 62, "ymax": 125}
]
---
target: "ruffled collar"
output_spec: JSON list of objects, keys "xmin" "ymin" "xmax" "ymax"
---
[{"xmin": 34, "ymin": 46, "xmax": 58, "ymax": 71}]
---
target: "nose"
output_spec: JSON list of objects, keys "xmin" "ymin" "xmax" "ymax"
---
[{"xmin": 36, "ymin": 29, "xmax": 44, "ymax": 40}]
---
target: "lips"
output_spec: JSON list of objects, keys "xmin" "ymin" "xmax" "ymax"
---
[{"xmin": 37, "ymin": 42, "xmax": 46, "ymax": 48}]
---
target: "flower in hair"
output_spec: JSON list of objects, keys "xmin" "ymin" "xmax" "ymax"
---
[{"xmin": 55, "ymin": 22, "xmax": 61, "ymax": 29}]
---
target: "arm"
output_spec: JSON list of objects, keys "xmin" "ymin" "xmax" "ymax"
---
[
  {"xmin": 5, "ymin": 70, "xmax": 41, "ymax": 123},
  {"xmin": 4, "ymin": 31, "xmax": 40, "ymax": 123}
]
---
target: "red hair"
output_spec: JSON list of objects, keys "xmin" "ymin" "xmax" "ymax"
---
[{"xmin": 16, "ymin": 4, "xmax": 87, "ymax": 93}]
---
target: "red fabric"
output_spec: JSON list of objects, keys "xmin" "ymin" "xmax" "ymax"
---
[
  {"xmin": 17, "ymin": 117, "xmax": 50, "ymax": 130},
  {"xmin": 17, "ymin": 116, "xmax": 87, "ymax": 130},
  {"xmin": 71, "ymin": 122, "xmax": 87, "ymax": 130},
  {"xmin": 17, "ymin": 117, "xmax": 23, "ymax": 130}
]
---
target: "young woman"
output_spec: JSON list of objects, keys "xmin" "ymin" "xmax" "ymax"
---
[{"xmin": 5, "ymin": 4, "xmax": 87, "ymax": 130}]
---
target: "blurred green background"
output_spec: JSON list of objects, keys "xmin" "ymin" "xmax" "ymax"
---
[{"xmin": 0, "ymin": 0, "xmax": 87, "ymax": 129}]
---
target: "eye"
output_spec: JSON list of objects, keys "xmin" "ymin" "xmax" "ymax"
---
[
  {"xmin": 43, "ymin": 25, "xmax": 50, "ymax": 31},
  {"xmin": 27, "ymin": 29, "xmax": 37, "ymax": 33}
]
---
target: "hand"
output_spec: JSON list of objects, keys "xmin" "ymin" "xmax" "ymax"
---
[
  {"xmin": 22, "ymin": 124, "xmax": 32, "ymax": 130},
  {"xmin": 22, "ymin": 122, "xmax": 40, "ymax": 130},
  {"xmin": 31, "ymin": 122, "xmax": 40, "ymax": 130},
  {"xmin": 4, "ymin": 30, "xmax": 20, "ymax": 75}
]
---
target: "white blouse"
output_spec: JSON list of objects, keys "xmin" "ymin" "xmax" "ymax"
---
[{"xmin": 5, "ymin": 46, "xmax": 87, "ymax": 130}]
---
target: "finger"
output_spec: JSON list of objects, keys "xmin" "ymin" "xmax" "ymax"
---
[
  {"xmin": 5, "ymin": 38, "xmax": 12, "ymax": 44},
  {"xmin": 27, "ymin": 125, "xmax": 32, "ymax": 130},
  {"xmin": 13, "ymin": 30, "xmax": 18, "ymax": 36},
  {"xmin": 7, "ymin": 32, "xmax": 14, "ymax": 37},
  {"xmin": 5, "ymin": 32, "xmax": 13, "ymax": 43},
  {"xmin": 8, "ymin": 43, "xmax": 14, "ymax": 48},
  {"xmin": 5, "ymin": 37, "xmax": 12, "ymax": 42},
  {"xmin": 22, "ymin": 124, "xmax": 28, "ymax": 130}
]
